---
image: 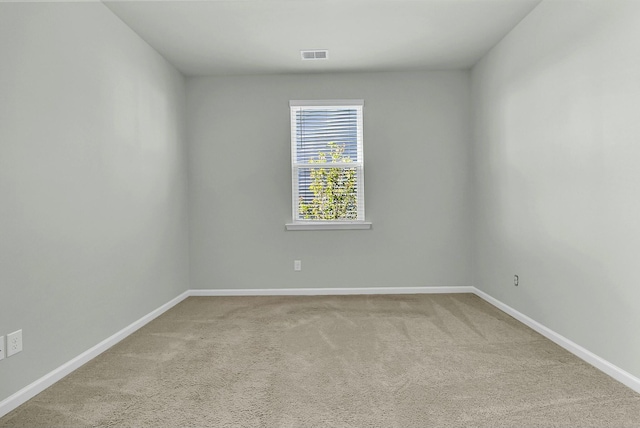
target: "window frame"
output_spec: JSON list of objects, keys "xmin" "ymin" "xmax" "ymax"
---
[{"xmin": 286, "ymin": 99, "xmax": 371, "ymax": 231}]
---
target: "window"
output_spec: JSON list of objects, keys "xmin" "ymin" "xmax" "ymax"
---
[{"xmin": 286, "ymin": 100, "xmax": 371, "ymax": 230}]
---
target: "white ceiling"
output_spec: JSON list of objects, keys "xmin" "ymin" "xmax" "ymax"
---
[{"xmin": 103, "ymin": 0, "xmax": 541, "ymax": 76}]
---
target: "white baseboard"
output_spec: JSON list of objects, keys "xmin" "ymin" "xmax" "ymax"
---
[
  {"xmin": 0, "ymin": 290, "xmax": 190, "ymax": 419},
  {"xmin": 190, "ymin": 286, "xmax": 474, "ymax": 296},
  {"xmin": 472, "ymin": 287, "xmax": 640, "ymax": 394},
  {"xmin": 2, "ymin": 285, "xmax": 639, "ymax": 419}
]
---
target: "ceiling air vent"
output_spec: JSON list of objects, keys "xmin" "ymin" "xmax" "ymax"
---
[{"xmin": 301, "ymin": 50, "xmax": 329, "ymax": 60}]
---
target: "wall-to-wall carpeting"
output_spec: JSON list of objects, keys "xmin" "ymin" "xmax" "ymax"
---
[{"xmin": 1, "ymin": 294, "xmax": 638, "ymax": 427}]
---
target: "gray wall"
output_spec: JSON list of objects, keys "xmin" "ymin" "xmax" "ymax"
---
[
  {"xmin": 188, "ymin": 72, "xmax": 472, "ymax": 290},
  {"xmin": 472, "ymin": 0, "xmax": 640, "ymax": 380},
  {"xmin": 0, "ymin": 3, "xmax": 189, "ymax": 402}
]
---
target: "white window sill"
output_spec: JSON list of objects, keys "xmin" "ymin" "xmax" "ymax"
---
[{"xmin": 285, "ymin": 222, "xmax": 372, "ymax": 231}]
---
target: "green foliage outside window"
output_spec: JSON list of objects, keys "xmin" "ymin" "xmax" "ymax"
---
[{"xmin": 299, "ymin": 142, "xmax": 357, "ymax": 220}]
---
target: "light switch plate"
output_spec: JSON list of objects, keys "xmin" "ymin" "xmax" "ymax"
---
[{"xmin": 0, "ymin": 336, "xmax": 5, "ymax": 361}]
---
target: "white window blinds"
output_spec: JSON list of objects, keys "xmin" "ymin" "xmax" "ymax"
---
[{"xmin": 290, "ymin": 100, "xmax": 365, "ymax": 222}]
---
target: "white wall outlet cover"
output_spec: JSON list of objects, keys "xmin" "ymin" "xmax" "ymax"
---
[
  {"xmin": 0, "ymin": 336, "xmax": 5, "ymax": 361},
  {"xmin": 7, "ymin": 330, "xmax": 22, "ymax": 357}
]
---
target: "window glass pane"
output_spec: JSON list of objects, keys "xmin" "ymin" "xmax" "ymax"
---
[
  {"xmin": 295, "ymin": 108, "xmax": 359, "ymax": 163},
  {"xmin": 297, "ymin": 166, "xmax": 359, "ymax": 221}
]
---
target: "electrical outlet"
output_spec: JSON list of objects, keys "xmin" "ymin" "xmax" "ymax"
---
[
  {"xmin": 514, "ymin": 275, "xmax": 519, "ymax": 287},
  {"xmin": 294, "ymin": 260, "xmax": 302, "ymax": 271},
  {"xmin": 7, "ymin": 330, "xmax": 22, "ymax": 357},
  {"xmin": 0, "ymin": 336, "xmax": 5, "ymax": 361}
]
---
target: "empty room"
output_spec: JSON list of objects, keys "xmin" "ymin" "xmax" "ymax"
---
[{"xmin": 1, "ymin": 0, "xmax": 639, "ymax": 426}]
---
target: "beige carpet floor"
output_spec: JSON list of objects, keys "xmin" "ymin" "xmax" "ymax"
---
[{"xmin": 1, "ymin": 294, "xmax": 639, "ymax": 427}]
